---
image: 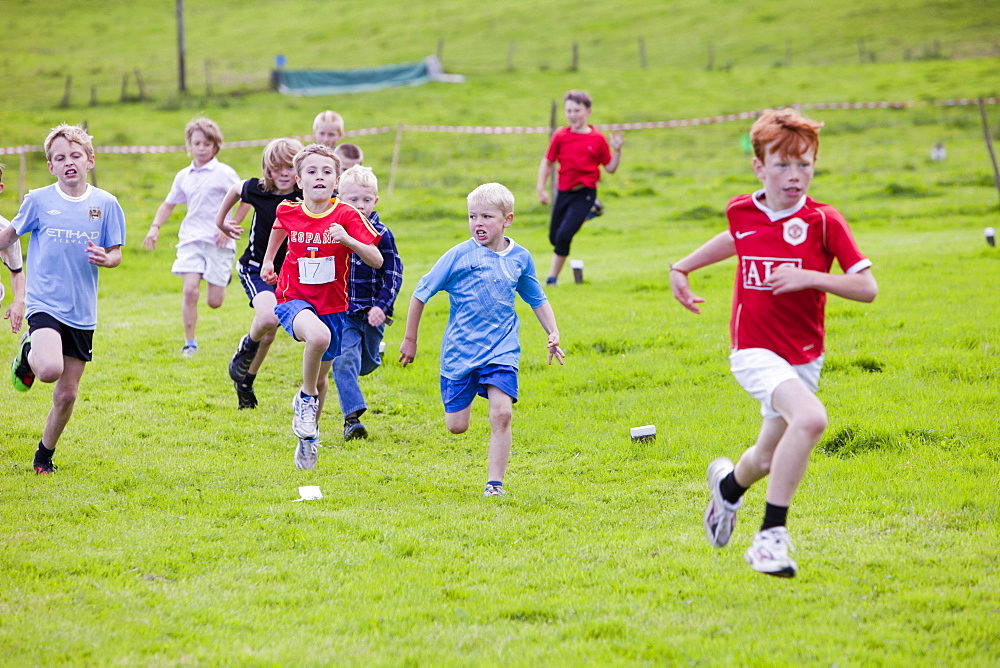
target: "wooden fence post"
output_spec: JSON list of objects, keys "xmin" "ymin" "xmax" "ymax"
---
[
  {"xmin": 177, "ymin": 0, "xmax": 187, "ymax": 93},
  {"xmin": 507, "ymin": 42, "xmax": 516, "ymax": 72},
  {"xmin": 707, "ymin": 42, "xmax": 715, "ymax": 70},
  {"xmin": 90, "ymin": 86, "xmax": 98, "ymax": 107},
  {"xmin": 977, "ymin": 97, "xmax": 1000, "ymax": 209},
  {"xmin": 571, "ymin": 42, "xmax": 579, "ymax": 71},
  {"xmin": 205, "ymin": 59, "xmax": 213, "ymax": 96},
  {"xmin": 639, "ymin": 37, "xmax": 647, "ymax": 69},
  {"xmin": 60, "ymin": 76, "xmax": 72, "ymax": 108},
  {"xmin": 134, "ymin": 69, "xmax": 147, "ymax": 101},
  {"xmin": 121, "ymin": 73, "xmax": 129, "ymax": 102},
  {"xmin": 387, "ymin": 123, "xmax": 404, "ymax": 198}
]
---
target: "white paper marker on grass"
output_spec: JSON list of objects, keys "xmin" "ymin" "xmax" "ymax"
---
[{"xmin": 293, "ymin": 485, "xmax": 323, "ymax": 502}]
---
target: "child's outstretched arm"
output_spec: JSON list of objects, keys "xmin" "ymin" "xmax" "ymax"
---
[
  {"xmin": 0, "ymin": 226, "xmax": 18, "ymax": 252},
  {"xmin": 85, "ymin": 242, "xmax": 122, "ymax": 268},
  {"xmin": 536, "ymin": 158, "xmax": 554, "ymax": 205},
  {"xmin": 329, "ymin": 225, "xmax": 383, "ymax": 269},
  {"xmin": 4, "ymin": 269, "xmax": 25, "ymax": 333},
  {"xmin": 143, "ymin": 202, "xmax": 176, "ymax": 251},
  {"xmin": 398, "ymin": 296, "xmax": 425, "ymax": 367},
  {"xmin": 260, "ymin": 227, "xmax": 288, "ymax": 284},
  {"xmin": 215, "ymin": 182, "xmax": 247, "ymax": 241},
  {"xmin": 768, "ymin": 265, "xmax": 878, "ymax": 303},
  {"xmin": 605, "ymin": 131, "xmax": 624, "ymax": 174},
  {"xmin": 532, "ymin": 302, "xmax": 565, "ymax": 365},
  {"xmin": 670, "ymin": 230, "xmax": 736, "ymax": 315}
]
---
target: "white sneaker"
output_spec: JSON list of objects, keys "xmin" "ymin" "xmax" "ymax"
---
[
  {"xmin": 704, "ymin": 457, "xmax": 741, "ymax": 548},
  {"xmin": 295, "ymin": 437, "xmax": 319, "ymax": 470},
  {"xmin": 291, "ymin": 392, "xmax": 319, "ymax": 439},
  {"xmin": 745, "ymin": 526, "xmax": 798, "ymax": 578},
  {"xmin": 483, "ymin": 483, "xmax": 507, "ymax": 497}
]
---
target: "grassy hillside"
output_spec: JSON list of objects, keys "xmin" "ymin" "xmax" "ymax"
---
[
  {"xmin": 1, "ymin": 0, "xmax": 999, "ymax": 665},
  {"xmin": 2, "ymin": 0, "xmax": 999, "ymax": 117}
]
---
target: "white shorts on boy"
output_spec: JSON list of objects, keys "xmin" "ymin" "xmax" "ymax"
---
[
  {"xmin": 171, "ymin": 240, "xmax": 235, "ymax": 287},
  {"xmin": 729, "ymin": 348, "xmax": 823, "ymax": 419}
]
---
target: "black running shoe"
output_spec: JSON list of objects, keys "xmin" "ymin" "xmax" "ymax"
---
[
  {"xmin": 34, "ymin": 460, "xmax": 57, "ymax": 475},
  {"xmin": 235, "ymin": 382, "xmax": 258, "ymax": 410},
  {"xmin": 587, "ymin": 198, "xmax": 604, "ymax": 220},
  {"xmin": 343, "ymin": 417, "xmax": 368, "ymax": 440},
  {"xmin": 12, "ymin": 332, "xmax": 34, "ymax": 392},
  {"xmin": 229, "ymin": 335, "xmax": 259, "ymax": 383}
]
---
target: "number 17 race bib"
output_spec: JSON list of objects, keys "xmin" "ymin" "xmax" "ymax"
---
[{"xmin": 298, "ymin": 255, "xmax": 335, "ymax": 285}]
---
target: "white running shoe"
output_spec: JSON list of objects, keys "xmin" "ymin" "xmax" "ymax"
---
[
  {"xmin": 745, "ymin": 526, "xmax": 798, "ymax": 578},
  {"xmin": 295, "ymin": 437, "xmax": 319, "ymax": 470},
  {"xmin": 292, "ymin": 392, "xmax": 319, "ymax": 439},
  {"xmin": 704, "ymin": 457, "xmax": 741, "ymax": 548},
  {"xmin": 483, "ymin": 483, "xmax": 507, "ymax": 497}
]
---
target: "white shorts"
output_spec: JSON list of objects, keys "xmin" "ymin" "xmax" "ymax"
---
[
  {"xmin": 171, "ymin": 241, "xmax": 235, "ymax": 287},
  {"xmin": 729, "ymin": 348, "xmax": 823, "ymax": 419}
]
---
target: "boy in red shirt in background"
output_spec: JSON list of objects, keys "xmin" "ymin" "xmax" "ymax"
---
[
  {"xmin": 261, "ymin": 144, "xmax": 382, "ymax": 470},
  {"xmin": 669, "ymin": 108, "xmax": 878, "ymax": 578},
  {"xmin": 536, "ymin": 90, "xmax": 623, "ymax": 285}
]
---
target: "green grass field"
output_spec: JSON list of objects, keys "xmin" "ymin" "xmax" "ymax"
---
[{"xmin": 2, "ymin": 1, "xmax": 999, "ymax": 665}]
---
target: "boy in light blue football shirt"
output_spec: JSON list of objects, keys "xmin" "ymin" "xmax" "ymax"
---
[
  {"xmin": 399, "ymin": 183, "xmax": 565, "ymax": 497},
  {"xmin": 0, "ymin": 124, "xmax": 127, "ymax": 474}
]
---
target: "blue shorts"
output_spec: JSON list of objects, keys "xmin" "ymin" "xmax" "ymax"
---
[
  {"xmin": 237, "ymin": 262, "xmax": 275, "ymax": 306},
  {"xmin": 440, "ymin": 363, "xmax": 519, "ymax": 413},
  {"xmin": 274, "ymin": 299, "xmax": 345, "ymax": 362}
]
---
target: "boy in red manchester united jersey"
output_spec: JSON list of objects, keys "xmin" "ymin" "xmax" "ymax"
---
[
  {"xmin": 261, "ymin": 144, "xmax": 382, "ymax": 470},
  {"xmin": 536, "ymin": 90, "xmax": 623, "ymax": 285},
  {"xmin": 669, "ymin": 108, "xmax": 878, "ymax": 578}
]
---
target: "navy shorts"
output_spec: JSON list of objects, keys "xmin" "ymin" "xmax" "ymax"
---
[
  {"xmin": 237, "ymin": 262, "xmax": 275, "ymax": 306},
  {"xmin": 549, "ymin": 187, "xmax": 596, "ymax": 257},
  {"xmin": 275, "ymin": 300, "xmax": 345, "ymax": 362},
  {"xmin": 27, "ymin": 312, "xmax": 94, "ymax": 362},
  {"xmin": 440, "ymin": 363, "xmax": 519, "ymax": 413}
]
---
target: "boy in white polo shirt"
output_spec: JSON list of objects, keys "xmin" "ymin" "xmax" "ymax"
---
[{"xmin": 142, "ymin": 117, "xmax": 239, "ymax": 356}]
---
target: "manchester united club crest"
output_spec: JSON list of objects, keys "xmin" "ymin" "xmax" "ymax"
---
[
  {"xmin": 782, "ymin": 217, "xmax": 808, "ymax": 246},
  {"xmin": 88, "ymin": 207, "xmax": 102, "ymax": 221}
]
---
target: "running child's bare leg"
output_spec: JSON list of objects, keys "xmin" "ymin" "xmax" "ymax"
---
[{"xmin": 485, "ymin": 386, "xmax": 513, "ymax": 483}]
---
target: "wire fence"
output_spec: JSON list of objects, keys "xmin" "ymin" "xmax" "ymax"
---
[{"xmin": 2, "ymin": 99, "xmax": 999, "ymax": 219}]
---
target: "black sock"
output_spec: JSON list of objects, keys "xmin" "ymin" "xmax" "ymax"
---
[
  {"xmin": 34, "ymin": 441, "xmax": 54, "ymax": 464},
  {"xmin": 720, "ymin": 471, "xmax": 748, "ymax": 504},
  {"xmin": 238, "ymin": 372, "xmax": 257, "ymax": 390},
  {"xmin": 761, "ymin": 503, "xmax": 789, "ymax": 531}
]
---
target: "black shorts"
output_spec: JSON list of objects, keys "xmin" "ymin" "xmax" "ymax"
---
[{"xmin": 27, "ymin": 312, "xmax": 94, "ymax": 362}]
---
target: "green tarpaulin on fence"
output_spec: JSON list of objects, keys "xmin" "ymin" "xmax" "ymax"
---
[{"xmin": 275, "ymin": 56, "xmax": 464, "ymax": 96}]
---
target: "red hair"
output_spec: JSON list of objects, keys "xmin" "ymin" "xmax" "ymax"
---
[{"xmin": 750, "ymin": 108, "xmax": 824, "ymax": 162}]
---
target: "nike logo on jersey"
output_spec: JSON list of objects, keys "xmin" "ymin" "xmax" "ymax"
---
[{"xmin": 734, "ymin": 231, "xmax": 756, "ymax": 239}]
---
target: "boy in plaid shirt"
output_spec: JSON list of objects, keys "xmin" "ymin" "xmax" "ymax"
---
[{"xmin": 332, "ymin": 165, "xmax": 402, "ymax": 440}]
